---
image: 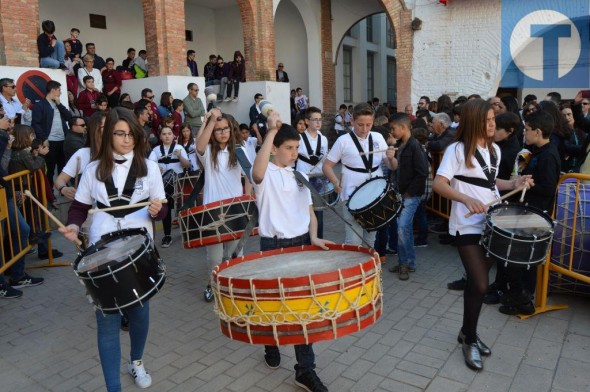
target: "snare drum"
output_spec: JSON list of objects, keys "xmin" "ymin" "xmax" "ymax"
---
[
  {"xmin": 309, "ymin": 174, "xmax": 339, "ymax": 210},
  {"xmin": 162, "ymin": 169, "xmax": 178, "ymax": 198},
  {"xmin": 179, "ymin": 195, "xmax": 258, "ymax": 248},
  {"xmin": 212, "ymin": 244, "xmax": 382, "ymax": 345},
  {"xmin": 174, "ymin": 170, "xmax": 202, "ymax": 208},
  {"xmin": 481, "ymin": 204, "xmax": 554, "ymax": 268},
  {"xmin": 73, "ymin": 228, "xmax": 166, "ymax": 313},
  {"xmin": 346, "ymin": 177, "xmax": 403, "ymax": 231}
]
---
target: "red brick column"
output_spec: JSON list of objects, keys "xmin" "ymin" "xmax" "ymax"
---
[
  {"xmin": 142, "ymin": 0, "xmax": 186, "ymax": 76},
  {"xmin": 380, "ymin": 0, "xmax": 413, "ymax": 109},
  {"xmin": 321, "ymin": 0, "xmax": 336, "ymax": 113},
  {"xmin": 0, "ymin": 0, "xmax": 40, "ymax": 67},
  {"xmin": 237, "ymin": 0, "xmax": 275, "ymax": 81}
]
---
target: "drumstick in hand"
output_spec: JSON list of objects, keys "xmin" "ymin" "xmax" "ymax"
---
[
  {"xmin": 519, "ymin": 183, "xmax": 529, "ymax": 203},
  {"xmin": 24, "ymin": 190, "xmax": 83, "ymax": 246},
  {"xmin": 89, "ymin": 199, "xmax": 168, "ymax": 214},
  {"xmin": 359, "ymin": 148, "xmax": 397, "ymax": 156},
  {"xmin": 464, "ymin": 185, "xmax": 526, "ymax": 218}
]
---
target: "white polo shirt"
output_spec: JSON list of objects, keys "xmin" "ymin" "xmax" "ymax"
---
[
  {"xmin": 63, "ymin": 147, "xmax": 91, "ymax": 178},
  {"xmin": 180, "ymin": 140, "xmax": 199, "ymax": 172},
  {"xmin": 253, "ymin": 162, "xmax": 312, "ymax": 239},
  {"xmin": 436, "ymin": 141, "xmax": 501, "ymax": 235},
  {"xmin": 149, "ymin": 143, "xmax": 188, "ymax": 175},
  {"xmin": 75, "ymin": 152, "xmax": 166, "ymax": 244},
  {"xmin": 242, "ymin": 137, "xmax": 258, "ymax": 164},
  {"xmin": 326, "ymin": 131, "xmax": 386, "ymax": 201},
  {"xmin": 296, "ymin": 130, "xmax": 328, "ymax": 176},
  {"xmin": 197, "ymin": 144, "xmax": 243, "ymax": 204}
]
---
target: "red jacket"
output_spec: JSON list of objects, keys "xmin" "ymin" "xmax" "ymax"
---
[
  {"xmin": 102, "ymin": 69, "xmax": 121, "ymax": 95},
  {"xmin": 171, "ymin": 111, "xmax": 182, "ymax": 137},
  {"xmin": 77, "ymin": 89, "xmax": 101, "ymax": 117}
]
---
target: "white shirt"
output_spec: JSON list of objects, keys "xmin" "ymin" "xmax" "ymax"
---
[
  {"xmin": 242, "ymin": 137, "xmax": 258, "ymax": 164},
  {"xmin": 334, "ymin": 114, "xmax": 345, "ymax": 131},
  {"xmin": 77, "ymin": 67, "xmax": 103, "ymax": 93},
  {"xmin": 180, "ymin": 141, "xmax": 199, "ymax": 172},
  {"xmin": 436, "ymin": 141, "xmax": 501, "ymax": 235},
  {"xmin": 63, "ymin": 147, "xmax": 91, "ymax": 178},
  {"xmin": 326, "ymin": 131, "xmax": 387, "ymax": 201},
  {"xmin": 149, "ymin": 143, "xmax": 188, "ymax": 174},
  {"xmin": 296, "ymin": 130, "xmax": 328, "ymax": 176},
  {"xmin": 254, "ymin": 162, "xmax": 312, "ymax": 239},
  {"xmin": 197, "ymin": 144, "xmax": 243, "ymax": 204},
  {"xmin": 0, "ymin": 94, "xmax": 31, "ymax": 122},
  {"xmin": 75, "ymin": 152, "xmax": 166, "ymax": 244}
]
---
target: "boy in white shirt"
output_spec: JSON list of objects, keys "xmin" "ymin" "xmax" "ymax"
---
[
  {"xmin": 252, "ymin": 112, "xmax": 331, "ymax": 392},
  {"xmin": 239, "ymin": 123, "xmax": 260, "ymax": 163}
]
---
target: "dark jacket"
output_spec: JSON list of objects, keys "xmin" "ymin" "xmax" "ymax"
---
[
  {"xmin": 521, "ymin": 142, "xmax": 560, "ymax": 214},
  {"xmin": 276, "ymin": 70, "xmax": 289, "ymax": 82},
  {"xmin": 496, "ymin": 134, "xmax": 521, "ymax": 180},
  {"xmin": 214, "ymin": 63, "xmax": 230, "ymax": 79},
  {"xmin": 427, "ymin": 127, "xmax": 456, "ymax": 153},
  {"xmin": 8, "ymin": 149, "xmax": 46, "ymax": 189},
  {"xmin": 64, "ymin": 38, "xmax": 83, "ymax": 56},
  {"xmin": 187, "ymin": 59, "xmax": 198, "ymax": 77},
  {"xmin": 204, "ymin": 62, "xmax": 216, "ymax": 81},
  {"xmin": 85, "ymin": 53, "xmax": 106, "ymax": 70},
  {"xmin": 395, "ymin": 136, "xmax": 429, "ymax": 197},
  {"xmin": 228, "ymin": 51, "xmax": 246, "ymax": 82},
  {"xmin": 64, "ymin": 131, "xmax": 86, "ymax": 163},
  {"xmin": 249, "ymin": 104, "xmax": 259, "ymax": 126},
  {"xmin": 32, "ymin": 99, "xmax": 72, "ymax": 141},
  {"xmin": 37, "ymin": 33, "xmax": 56, "ymax": 59}
]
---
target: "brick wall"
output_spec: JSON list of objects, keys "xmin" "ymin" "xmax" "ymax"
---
[
  {"xmin": 142, "ymin": 0, "xmax": 187, "ymax": 76},
  {"xmin": 321, "ymin": 0, "xmax": 335, "ymax": 112},
  {"xmin": 0, "ymin": 0, "xmax": 40, "ymax": 67},
  {"xmin": 237, "ymin": 0, "xmax": 276, "ymax": 82}
]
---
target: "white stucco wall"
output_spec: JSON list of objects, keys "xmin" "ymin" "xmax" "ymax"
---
[
  {"xmin": 410, "ymin": 0, "xmax": 502, "ymax": 103},
  {"xmin": 38, "ymin": 0, "xmax": 146, "ymax": 66}
]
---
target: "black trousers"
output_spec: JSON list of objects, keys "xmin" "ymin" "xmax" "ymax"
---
[{"xmin": 44, "ymin": 140, "xmax": 65, "ymax": 188}]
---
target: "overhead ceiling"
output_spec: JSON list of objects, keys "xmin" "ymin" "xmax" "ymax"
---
[{"xmin": 185, "ymin": 0, "xmax": 236, "ymax": 9}]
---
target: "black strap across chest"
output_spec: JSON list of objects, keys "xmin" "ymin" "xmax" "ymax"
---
[
  {"xmin": 96, "ymin": 164, "xmax": 148, "ymax": 218},
  {"xmin": 297, "ymin": 133, "xmax": 322, "ymax": 166},
  {"xmin": 454, "ymin": 148, "xmax": 498, "ymax": 191},
  {"xmin": 182, "ymin": 141, "xmax": 195, "ymax": 156},
  {"xmin": 344, "ymin": 132, "xmax": 379, "ymax": 173},
  {"xmin": 159, "ymin": 143, "xmax": 180, "ymax": 164}
]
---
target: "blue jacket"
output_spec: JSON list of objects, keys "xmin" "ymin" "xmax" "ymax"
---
[{"xmin": 32, "ymin": 99, "xmax": 72, "ymax": 141}]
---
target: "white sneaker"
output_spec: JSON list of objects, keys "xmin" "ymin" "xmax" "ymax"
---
[
  {"xmin": 232, "ymin": 97, "xmax": 238, "ymax": 102},
  {"xmin": 127, "ymin": 359, "xmax": 152, "ymax": 388},
  {"xmin": 224, "ymin": 97, "xmax": 232, "ymax": 102}
]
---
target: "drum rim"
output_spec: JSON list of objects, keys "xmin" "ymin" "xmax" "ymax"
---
[
  {"xmin": 75, "ymin": 237, "xmax": 152, "ymax": 278},
  {"xmin": 485, "ymin": 203, "xmax": 554, "ymax": 240},
  {"xmin": 346, "ymin": 176, "xmax": 396, "ymax": 213},
  {"xmin": 179, "ymin": 194, "xmax": 256, "ymax": 216},
  {"xmin": 75, "ymin": 228, "xmax": 150, "ymax": 266}
]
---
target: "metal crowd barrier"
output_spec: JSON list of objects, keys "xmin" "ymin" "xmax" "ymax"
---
[{"xmin": 426, "ymin": 151, "xmax": 450, "ymax": 219}]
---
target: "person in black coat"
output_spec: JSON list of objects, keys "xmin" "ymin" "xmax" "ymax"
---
[
  {"xmin": 493, "ymin": 112, "xmax": 522, "ymax": 182},
  {"xmin": 427, "ymin": 112, "xmax": 456, "ymax": 153},
  {"xmin": 276, "ymin": 63, "xmax": 289, "ymax": 82},
  {"xmin": 249, "ymin": 93, "xmax": 263, "ymax": 126}
]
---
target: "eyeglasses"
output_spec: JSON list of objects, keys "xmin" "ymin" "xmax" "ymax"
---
[
  {"xmin": 582, "ymin": 102, "xmax": 589, "ymax": 106},
  {"xmin": 77, "ymin": 123, "xmax": 87, "ymax": 127},
  {"xmin": 5, "ymin": 85, "xmax": 15, "ymax": 89},
  {"xmin": 214, "ymin": 126, "xmax": 231, "ymax": 134},
  {"xmin": 309, "ymin": 118, "xmax": 322, "ymax": 122},
  {"xmin": 146, "ymin": 95, "xmax": 154, "ymax": 99},
  {"xmin": 113, "ymin": 131, "xmax": 135, "ymax": 140}
]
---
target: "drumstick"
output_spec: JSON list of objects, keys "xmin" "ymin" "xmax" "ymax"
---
[
  {"xmin": 519, "ymin": 183, "xmax": 529, "ymax": 203},
  {"xmin": 464, "ymin": 185, "xmax": 526, "ymax": 218},
  {"xmin": 359, "ymin": 148, "xmax": 397, "ymax": 156},
  {"xmin": 88, "ymin": 199, "xmax": 168, "ymax": 214},
  {"xmin": 23, "ymin": 190, "xmax": 83, "ymax": 246}
]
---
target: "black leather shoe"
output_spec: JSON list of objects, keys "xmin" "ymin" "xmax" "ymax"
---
[
  {"xmin": 462, "ymin": 342, "xmax": 483, "ymax": 370},
  {"xmin": 483, "ymin": 290, "xmax": 502, "ymax": 305},
  {"xmin": 447, "ymin": 277, "xmax": 467, "ymax": 290},
  {"xmin": 499, "ymin": 301, "xmax": 535, "ymax": 316},
  {"xmin": 500, "ymin": 290, "xmax": 531, "ymax": 306},
  {"xmin": 458, "ymin": 330, "xmax": 491, "ymax": 356}
]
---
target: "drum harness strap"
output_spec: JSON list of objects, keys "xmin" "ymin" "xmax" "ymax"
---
[
  {"xmin": 297, "ymin": 133, "xmax": 322, "ymax": 166},
  {"xmin": 96, "ymin": 164, "xmax": 149, "ymax": 219},
  {"xmin": 454, "ymin": 149, "xmax": 498, "ymax": 193},
  {"xmin": 158, "ymin": 143, "xmax": 180, "ymax": 164},
  {"xmin": 344, "ymin": 132, "xmax": 379, "ymax": 173},
  {"xmin": 293, "ymin": 170, "xmax": 373, "ymax": 249}
]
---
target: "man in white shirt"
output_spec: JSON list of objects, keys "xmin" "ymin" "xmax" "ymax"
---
[{"xmin": 0, "ymin": 78, "xmax": 32, "ymax": 125}]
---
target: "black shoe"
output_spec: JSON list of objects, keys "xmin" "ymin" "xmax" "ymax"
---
[
  {"xmin": 203, "ymin": 285, "xmax": 214, "ymax": 302},
  {"xmin": 388, "ymin": 264, "xmax": 416, "ymax": 273},
  {"xmin": 414, "ymin": 241, "xmax": 428, "ymax": 248},
  {"xmin": 264, "ymin": 349, "xmax": 281, "ymax": 369},
  {"xmin": 385, "ymin": 248, "xmax": 397, "ymax": 255},
  {"xmin": 295, "ymin": 370, "xmax": 328, "ymax": 392},
  {"xmin": 161, "ymin": 236, "xmax": 172, "ymax": 248},
  {"xmin": 0, "ymin": 284, "xmax": 23, "ymax": 298},
  {"xmin": 121, "ymin": 315, "xmax": 130, "ymax": 331},
  {"xmin": 483, "ymin": 290, "xmax": 502, "ymax": 305},
  {"xmin": 429, "ymin": 222, "xmax": 447, "ymax": 234},
  {"xmin": 38, "ymin": 249, "xmax": 63, "ymax": 260},
  {"xmin": 9, "ymin": 273, "xmax": 44, "ymax": 288},
  {"xmin": 458, "ymin": 330, "xmax": 491, "ymax": 356},
  {"xmin": 499, "ymin": 301, "xmax": 535, "ymax": 316},
  {"xmin": 500, "ymin": 290, "xmax": 531, "ymax": 306},
  {"xmin": 447, "ymin": 277, "xmax": 467, "ymax": 291},
  {"xmin": 462, "ymin": 342, "xmax": 483, "ymax": 370},
  {"xmin": 58, "ymin": 64, "xmax": 68, "ymax": 71}
]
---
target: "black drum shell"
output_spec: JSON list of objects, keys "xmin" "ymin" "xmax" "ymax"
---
[
  {"xmin": 73, "ymin": 228, "xmax": 166, "ymax": 313},
  {"xmin": 346, "ymin": 177, "xmax": 403, "ymax": 232}
]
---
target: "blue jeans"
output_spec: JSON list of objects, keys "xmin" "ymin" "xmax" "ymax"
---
[
  {"xmin": 414, "ymin": 200, "xmax": 428, "ymax": 244},
  {"xmin": 260, "ymin": 233, "xmax": 316, "ymax": 373},
  {"xmin": 342, "ymin": 204, "xmax": 376, "ymax": 246},
  {"xmin": 96, "ymin": 303, "xmax": 150, "ymax": 392},
  {"xmin": 397, "ymin": 196, "xmax": 421, "ymax": 268},
  {"xmin": 39, "ymin": 40, "xmax": 65, "ymax": 69},
  {"xmin": 5, "ymin": 200, "xmax": 29, "ymax": 279}
]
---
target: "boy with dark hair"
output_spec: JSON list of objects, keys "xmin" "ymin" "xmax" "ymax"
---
[
  {"xmin": 37, "ymin": 20, "xmax": 67, "ymax": 70},
  {"xmin": 171, "ymin": 99, "xmax": 184, "ymax": 137},
  {"xmin": 122, "ymin": 48, "xmax": 136, "ymax": 70},
  {"xmin": 187, "ymin": 50, "xmax": 198, "ymax": 77},
  {"xmin": 95, "ymin": 95, "xmax": 109, "ymax": 112},
  {"xmin": 77, "ymin": 76, "xmax": 101, "ymax": 117},
  {"xmin": 65, "ymin": 28, "xmax": 83, "ymax": 56},
  {"xmin": 500, "ymin": 110, "xmax": 560, "ymax": 315},
  {"xmin": 334, "ymin": 104, "xmax": 347, "ymax": 137},
  {"xmin": 204, "ymin": 54, "xmax": 218, "ymax": 86},
  {"xmin": 252, "ymin": 112, "xmax": 331, "ymax": 392},
  {"xmin": 227, "ymin": 51, "xmax": 246, "ymax": 102},
  {"xmin": 388, "ymin": 113, "xmax": 429, "ymax": 280}
]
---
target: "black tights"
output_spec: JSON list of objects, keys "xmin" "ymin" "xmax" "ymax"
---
[
  {"xmin": 457, "ymin": 244, "xmax": 493, "ymax": 344},
  {"xmin": 162, "ymin": 195, "xmax": 174, "ymax": 236}
]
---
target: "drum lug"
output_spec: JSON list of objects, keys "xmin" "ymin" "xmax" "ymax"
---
[{"xmin": 108, "ymin": 265, "xmax": 119, "ymax": 283}]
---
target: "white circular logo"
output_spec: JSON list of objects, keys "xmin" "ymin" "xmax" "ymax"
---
[{"xmin": 510, "ymin": 10, "xmax": 581, "ymax": 81}]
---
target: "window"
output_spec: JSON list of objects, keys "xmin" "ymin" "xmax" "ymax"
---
[
  {"xmin": 367, "ymin": 52, "xmax": 375, "ymax": 100},
  {"xmin": 185, "ymin": 30, "xmax": 193, "ymax": 42},
  {"xmin": 387, "ymin": 56, "xmax": 397, "ymax": 106},
  {"xmin": 366, "ymin": 16, "xmax": 374, "ymax": 42},
  {"xmin": 386, "ymin": 18, "xmax": 396, "ymax": 49},
  {"xmin": 343, "ymin": 47, "xmax": 353, "ymax": 102},
  {"xmin": 89, "ymin": 14, "xmax": 107, "ymax": 29}
]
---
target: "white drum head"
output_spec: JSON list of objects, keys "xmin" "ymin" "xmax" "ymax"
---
[
  {"xmin": 348, "ymin": 178, "xmax": 387, "ymax": 210},
  {"xmin": 489, "ymin": 205, "xmax": 552, "ymax": 236},
  {"xmin": 77, "ymin": 235, "xmax": 145, "ymax": 273}
]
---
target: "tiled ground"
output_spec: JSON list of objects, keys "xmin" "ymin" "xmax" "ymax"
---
[{"xmin": 1, "ymin": 207, "xmax": 589, "ymax": 392}]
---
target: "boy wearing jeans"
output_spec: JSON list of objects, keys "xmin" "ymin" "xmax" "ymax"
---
[
  {"xmin": 389, "ymin": 113, "xmax": 429, "ymax": 280},
  {"xmin": 252, "ymin": 112, "xmax": 331, "ymax": 392}
]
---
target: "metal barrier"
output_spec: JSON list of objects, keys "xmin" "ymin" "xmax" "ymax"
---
[
  {"xmin": 527, "ymin": 173, "xmax": 590, "ymax": 318},
  {"xmin": 0, "ymin": 169, "xmax": 69, "ymax": 275},
  {"xmin": 426, "ymin": 151, "xmax": 451, "ymax": 219}
]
